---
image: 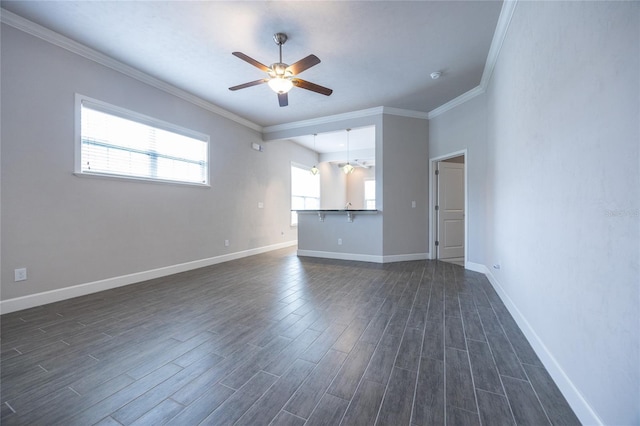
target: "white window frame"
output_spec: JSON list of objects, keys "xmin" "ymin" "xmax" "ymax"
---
[
  {"xmin": 290, "ymin": 162, "xmax": 320, "ymax": 226},
  {"xmin": 75, "ymin": 94, "xmax": 210, "ymax": 187}
]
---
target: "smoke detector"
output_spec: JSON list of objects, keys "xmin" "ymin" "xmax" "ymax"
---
[{"xmin": 430, "ymin": 71, "xmax": 442, "ymax": 80}]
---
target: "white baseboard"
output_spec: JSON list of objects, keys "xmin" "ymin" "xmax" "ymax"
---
[
  {"xmin": 382, "ymin": 252, "xmax": 430, "ymax": 263},
  {"xmin": 0, "ymin": 241, "xmax": 297, "ymax": 315},
  {"xmin": 297, "ymin": 250, "xmax": 383, "ymax": 263},
  {"xmin": 465, "ymin": 261, "xmax": 489, "ymax": 274},
  {"xmin": 297, "ymin": 250, "xmax": 430, "ymax": 264},
  {"xmin": 483, "ymin": 269, "xmax": 602, "ymax": 426}
]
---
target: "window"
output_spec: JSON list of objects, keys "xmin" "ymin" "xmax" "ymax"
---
[
  {"xmin": 364, "ymin": 179, "xmax": 376, "ymax": 209},
  {"xmin": 291, "ymin": 163, "xmax": 320, "ymax": 225},
  {"xmin": 76, "ymin": 95, "xmax": 209, "ymax": 186}
]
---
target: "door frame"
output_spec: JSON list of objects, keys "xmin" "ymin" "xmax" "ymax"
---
[{"xmin": 429, "ymin": 149, "xmax": 468, "ymax": 265}]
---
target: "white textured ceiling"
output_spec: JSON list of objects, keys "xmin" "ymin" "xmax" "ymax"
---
[{"xmin": 2, "ymin": 0, "xmax": 502, "ymax": 130}]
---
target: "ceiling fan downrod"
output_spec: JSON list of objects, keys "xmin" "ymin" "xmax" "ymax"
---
[{"xmin": 273, "ymin": 33, "xmax": 287, "ymax": 63}]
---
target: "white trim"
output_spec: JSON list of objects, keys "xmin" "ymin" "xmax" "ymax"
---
[
  {"xmin": 380, "ymin": 107, "xmax": 430, "ymax": 120},
  {"xmin": 427, "ymin": 86, "xmax": 485, "ymax": 119},
  {"xmin": 0, "ymin": 8, "xmax": 262, "ymax": 133},
  {"xmin": 297, "ymin": 250, "xmax": 383, "ymax": 263},
  {"xmin": 480, "ymin": 0, "xmax": 518, "ymax": 89},
  {"xmin": 427, "ymin": 0, "xmax": 519, "ymax": 119},
  {"xmin": 0, "ymin": 241, "xmax": 297, "ymax": 315},
  {"xmin": 382, "ymin": 253, "xmax": 430, "ymax": 263},
  {"xmin": 297, "ymin": 250, "xmax": 429, "ymax": 264},
  {"xmin": 429, "ymin": 149, "xmax": 468, "ymax": 265},
  {"xmin": 263, "ymin": 106, "xmax": 427, "ymax": 134},
  {"xmin": 464, "ymin": 261, "xmax": 488, "ymax": 274},
  {"xmin": 264, "ymin": 107, "xmax": 385, "ymax": 133},
  {"xmin": 483, "ymin": 269, "xmax": 603, "ymax": 426}
]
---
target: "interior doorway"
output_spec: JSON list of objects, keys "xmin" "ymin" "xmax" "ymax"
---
[{"xmin": 430, "ymin": 152, "xmax": 467, "ymax": 266}]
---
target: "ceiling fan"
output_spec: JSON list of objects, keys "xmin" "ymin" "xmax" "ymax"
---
[{"xmin": 229, "ymin": 33, "xmax": 333, "ymax": 107}]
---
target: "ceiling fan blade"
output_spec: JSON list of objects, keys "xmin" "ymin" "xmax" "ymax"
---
[
  {"xmin": 278, "ymin": 93, "xmax": 288, "ymax": 107},
  {"xmin": 228, "ymin": 79, "xmax": 268, "ymax": 91},
  {"xmin": 286, "ymin": 54, "xmax": 321, "ymax": 75},
  {"xmin": 232, "ymin": 52, "xmax": 271, "ymax": 72},
  {"xmin": 292, "ymin": 78, "xmax": 333, "ymax": 96}
]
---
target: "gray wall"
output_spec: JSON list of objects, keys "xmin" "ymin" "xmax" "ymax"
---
[
  {"xmin": 319, "ymin": 162, "xmax": 347, "ymax": 209},
  {"xmin": 381, "ymin": 114, "xmax": 429, "ymax": 256},
  {"xmin": 482, "ymin": 2, "xmax": 637, "ymax": 424},
  {"xmin": 429, "ymin": 94, "xmax": 487, "ymax": 265},
  {"xmin": 1, "ymin": 24, "xmax": 313, "ymax": 301}
]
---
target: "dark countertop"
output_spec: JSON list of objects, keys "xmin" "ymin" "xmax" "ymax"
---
[{"xmin": 292, "ymin": 209, "xmax": 378, "ymax": 212}]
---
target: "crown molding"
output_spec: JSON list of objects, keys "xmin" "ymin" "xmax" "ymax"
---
[
  {"xmin": 427, "ymin": 0, "xmax": 519, "ymax": 119},
  {"xmin": 480, "ymin": 0, "xmax": 518, "ymax": 89},
  {"xmin": 263, "ymin": 107, "xmax": 384, "ymax": 133},
  {"xmin": 381, "ymin": 107, "xmax": 429, "ymax": 120},
  {"xmin": 427, "ymin": 85, "xmax": 485, "ymax": 119},
  {"xmin": 0, "ymin": 8, "xmax": 262, "ymax": 133},
  {"xmin": 263, "ymin": 105, "xmax": 428, "ymax": 134}
]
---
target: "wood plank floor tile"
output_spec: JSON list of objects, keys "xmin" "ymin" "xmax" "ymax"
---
[
  {"xmin": 270, "ymin": 410, "xmax": 306, "ymax": 426},
  {"xmin": 284, "ymin": 349, "xmax": 348, "ymax": 419},
  {"xmin": 340, "ymin": 379, "xmax": 385, "ymax": 426},
  {"xmin": 326, "ymin": 341, "xmax": 377, "ymax": 401},
  {"xmin": 412, "ymin": 357, "xmax": 445, "ymax": 426},
  {"xmin": 476, "ymin": 389, "xmax": 515, "ymax": 426},
  {"xmin": 198, "ymin": 370, "xmax": 277, "ymax": 425},
  {"xmin": 376, "ymin": 366, "xmax": 417, "ymax": 425},
  {"xmin": 445, "ymin": 347, "xmax": 477, "ymax": 413},
  {"xmin": 305, "ymin": 393, "xmax": 350, "ymax": 426},
  {"xmin": 235, "ymin": 358, "xmax": 316, "ymax": 425},
  {"xmin": 395, "ymin": 327, "xmax": 423, "ymax": 371},
  {"xmin": 164, "ymin": 383, "xmax": 234, "ymax": 425},
  {"xmin": 467, "ymin": 338, "xmax": 504, "ymax": 395},
  {"xmin": 502, "ymin": 375, "xmax": 551, "ymax": 425},
  {"xmin": 362, "ymin": 332, "xmax": 402, "ymax": 384},
  {"xmin": 0, "ymin": 248, "xmax": 577, "ymax": 426}
]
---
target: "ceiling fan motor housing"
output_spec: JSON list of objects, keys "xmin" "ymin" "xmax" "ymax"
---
[{"xmin": 269, "ymin": 63, "xmax": 292, "ymax": 78}]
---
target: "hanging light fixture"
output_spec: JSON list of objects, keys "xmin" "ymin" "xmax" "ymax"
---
[
  {"xmin": 342, "ymin": 128, "xmax": 354, "ymax": 174},
  {"xmin": 310, "ymin": 133, "xmax": 319, "ymax": 175}
]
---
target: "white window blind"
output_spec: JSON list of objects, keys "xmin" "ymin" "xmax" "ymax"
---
[
  {"xmin": 291, "ymin": 163, "xmax": 320, "ymax": 225},
  {"xmin": 78, "ymin": 97, "xmax": 209, "ymax": 185}
]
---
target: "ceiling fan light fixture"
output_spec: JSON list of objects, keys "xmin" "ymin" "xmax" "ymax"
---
[{"xmin": 268, "ymin": 77, "xmax": 293, "ymax": 94}]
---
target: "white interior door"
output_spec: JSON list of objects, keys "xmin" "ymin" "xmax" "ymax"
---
[{"xmin": 437, "ymin": 161, "xmax": 465, "ymax": 262}]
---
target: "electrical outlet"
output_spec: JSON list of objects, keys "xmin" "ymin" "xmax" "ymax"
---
[
  {"xmin": 411, "ymin": 201, "xmax": 416, "ymax": 208},
  {"xmin": 258, "ymin": 202, "xmax": 264, "ymax": 209},
  {"xmin": 224, "ymin": 240, "xmax": 230, "ymax": 247},
  {"xmin": 338, "ymin": 238, "xmax": 342, "ymax": 245},
  {"xmin": 14, "ymin": 268, "xmax": 27, "ymax": 282}
]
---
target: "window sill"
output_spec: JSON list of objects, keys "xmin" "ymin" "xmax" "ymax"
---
[{"xmin": 73, "ymin": 172, "xmax": 210, "ymax": 188}]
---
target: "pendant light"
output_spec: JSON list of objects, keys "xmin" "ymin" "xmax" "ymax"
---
[
  {"xmin": 310, "ymin": 133, "xmax": 319, "ymax": 175},
  {"xmin": 342, "ymin": 128, "xmax": 354, "ymax": 174}
]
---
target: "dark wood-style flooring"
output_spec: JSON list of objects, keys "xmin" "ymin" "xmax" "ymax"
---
[{"xmin": 0, "ymin": 248, "xmax": 580, "ymax": 425}]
